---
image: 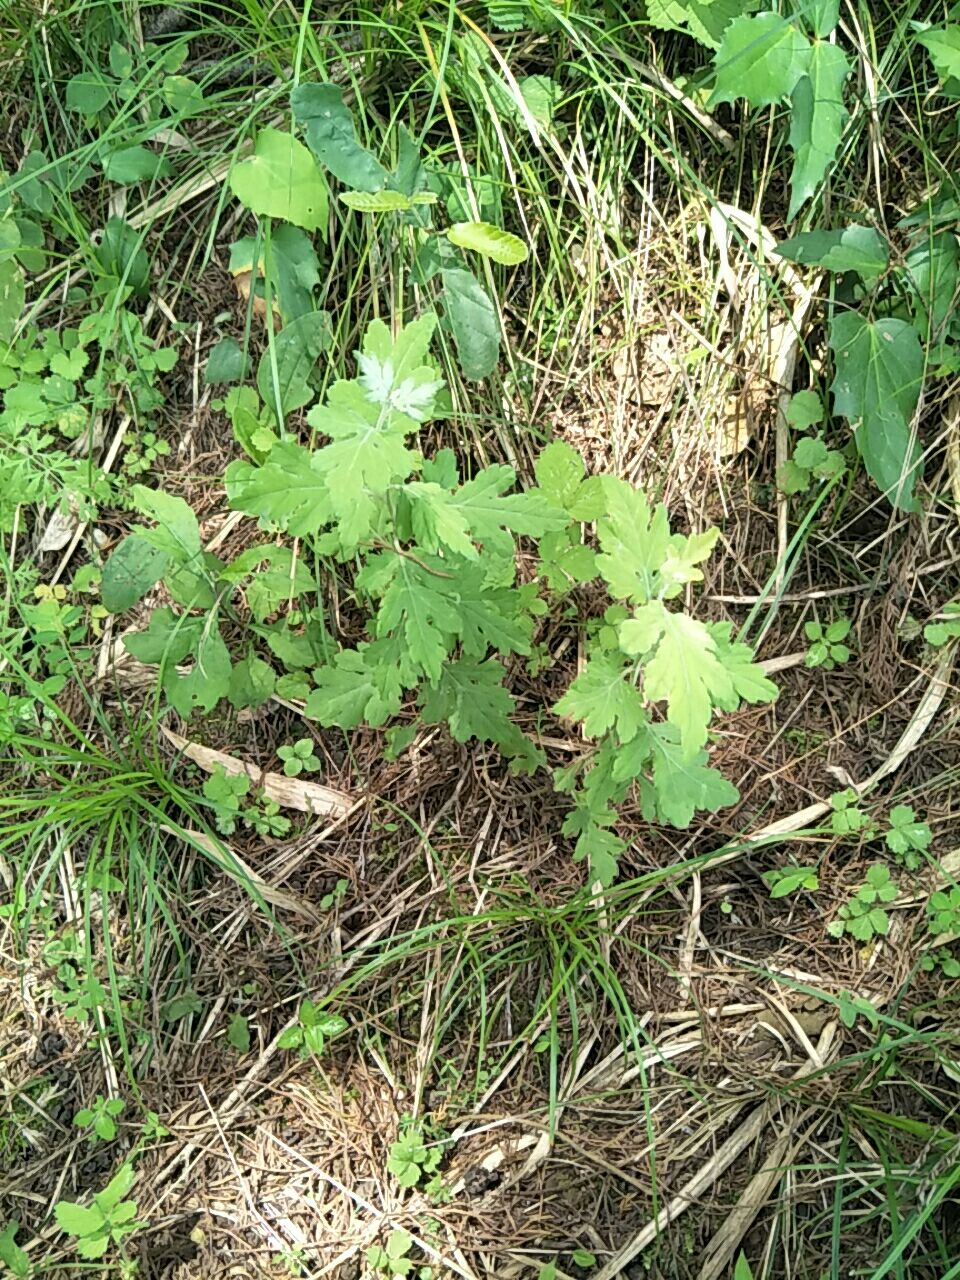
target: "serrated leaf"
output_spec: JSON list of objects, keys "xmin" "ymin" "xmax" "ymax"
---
[
  {"xmin": 595, "ymin": 479, "xmax": 672, "ymax": 603},
  {"xmin": 534, "ymin": 440, "xmax": 585, "ymax": 507},
  {"xmin": 290, "ymin": 83, "xmax": 389, "ymax": 192},
  {"xmin": 554, "ymin": 654, "xmax": 646, "ymax": 742},
  {"xmin": 708, "ymin": 622, "xmax": 779, "ymax": 706},
  {"xmin": 446, "ymin": 221, "xmax": 528, "ymax": 265},
  {"xmin": 420, "ymin": 657, "xmax": 538, "ymax": 764},
  {"xmin": 622, "ymin": 605, "xmax": 737, "ymax": 755},
  {"xmin": 916, "ymin": 26, "xmax": 960, "ymax": 89},
  {"xmin": 777, "ymin": 224, "xmax": 888, "ymax": 285},
  {"xmin": 452, "ymin": 465, "xmax": 568, "ymax": 543},
  {"xmin": 794, "ymin": 437, "xmax": 829, "ymax": 469},
  {"xmin": 226, "ymin": 442, "xmax": 333, "ymax": 537},
  {"xmin": 228, "ymin": 128, "xmax": 329, "ymax": 234},
  {"xmin": 645, "ymin": 0, "xmax": 743, "ymax": 49},
  {"xmin": 405, "ymin": 482, "xmax": 477, "ymax": 558},
  {"xmin": 787, "ymin": 42, "xmax": 850, "ymax": 219},
  {"xmin": 305, "ymin": 647, "xmax": 403, "ymax": 728},
  {"xmin": 257, "ymin": 310, "xmax": 332, "ymax": 420},
  {"xmin": 829, "ymin": 313, "xmax": 923, "ymax": 510},
  {"xmin": 710, "ymin": 13, "xmax": 811, "ymax": 109},
  {"xmin": 786, "ymin": 390, "xmax": 824, "ymax": 428},
  {"xmin": 645, "ymin": 724, "xmax": 739, "ymax": 827},
  {"xmin": 340, "ymin": 189, "xmax": 412, "ymax": 212},
  {"xmin": 101, "ymin": 533, "xmax": 170, "ymax": 612},
  {"xmin": 441, "ymin": 267, "xmax": 500, "ymax": 379}
]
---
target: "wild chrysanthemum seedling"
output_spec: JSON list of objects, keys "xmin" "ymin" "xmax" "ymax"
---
[
  {"xmin": 828, "ymin": 864, "xmax": 898, "ymax": 941},
  {"xmin": 387, "ymin": 1122, "xmax": 444, "ymax": 1190},
  {"xmin": 804, "ymin": 617, "xmax": 853, "ymax": 670},
  {"xmin": 763, "ymin": 865, "xmax": 819, "ymax": 899},
  {"xmin": 74, "ymin": 1094, "xmax": 125, "ymax": 1143},
  {"xmin": 276, "ymin": 1000, "xmax": 347, "ymax": 1059},
  {"xmin": 884, "ymin": 804, "xmax": 932, "ymax": 870}
]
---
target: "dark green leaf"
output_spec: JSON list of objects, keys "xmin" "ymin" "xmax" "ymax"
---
[
  {"xmin": 66, "ymin": 71, "xmax": 113, "ymax": 114},
  {"xmin": 204, "ymin": 337, "xmax": 248, "ymax": 385},
  {"xmin": 96, "ymin": 217, "xmax": 150, "ymax": 295},
  {"xmin": 102, "ymin": 145, "xmax": 173, "ymax": 185},
  {"xmin": 441, "ymin": 267, "xmax": 500, "ymax": 379},
  {"xmin": 787, "ymin": 43, "xmax": 850, "ymax": 219},
  {"xmin": 257, "ymin": 310, "xmax": 332, "ymax": 420},
  {"xmin": 290, "ymin": 83, "xmax": 388, "ymax": 192},
  {"xmin": 101, "ymin": 534, "xmax": 170, "ymax": 612}
]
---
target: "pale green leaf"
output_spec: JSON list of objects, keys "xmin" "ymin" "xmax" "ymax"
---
[
  {"xmin": 226, "ymin": 442, "xmax": 333, "ymax": 537},
  {"xmin": 710, "ymin": 13, "xmax": 811, "ymax": 109},
  {"xmin": 787, "ymin": 43, "xmax": 850, "ymax": 219},
  {"xmin": 645, "ymin": 0, "xmax": 744, "ymax": 49},
  {"xmin": 809, "ymin": 0, "xmax": 839, "ymax": 37},
  {"xmin": 228, "ymin": 128, "xmax": 329, "ymax": 234},
  {"xmin": 340, "ymin": 189, "xmax": 412, "ymax": 212},
  {"xmin": 829, "ymin": 313, "xmax": 923, "ymax": 510},
  {"xmin": 446, "ymin": 221, "xmax": 528, "ymax": 265},
  {"xmin": 553, "ymin": 654, "xmax": 646, "ymax": 742},
  {"xmin": 638, "ymin": 611, "xmax": 736, "ymax": 755},
  {"xmin": 786, "ymin": 389, "xmax": 823, "ymax": 428},
  {"xmin": 227, "ymin": 1013, "xmax": 251, "ymax": 1052},
  {"xmin": 916, "ymin": 26, "xmax": 960, "ymax": 89},
  {"xmin": 595, "ymin": 479, "xmax": 671, "ymax": 603},
  {"xmin": 533, "ymin": 440, "xmax": 585, "ymax": 508},
  {"xmin": 95, "ymin": 1164, "xmax": 135, "ymax": 1212},
  {"xmin": 54, "ymin": 1201, "xmax": 103, "ymax": 1237}
]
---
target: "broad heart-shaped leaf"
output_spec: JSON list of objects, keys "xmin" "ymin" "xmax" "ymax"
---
[
  {"xmin": 164, "ymin": 624, "xmax": 232, "ymax": 717},
  {"xmin": 553, "ymin": 654, "xmax": 647, "ymax": 743},
  {"xmin": 228, "ymin": 128, "xmax": 329, "ymax": 234},
  {"xmin": 305, "ymin": 646, "xmax": 403, "ymax": 728},
  {"xmin": 916, "ymin": 27, "xmax": 960, "ymax": 91},
  {"xmin": 710, "ymin": 13, "xmax": 811, "ymax": 109},
  {"xmin": 290, "ymin": 82, "xmax": 389, "ymax": 193},
  {"xmin": 776, "ymin": 225, "xmax": 889, "ymax": 286},
  {"xmin": 440, "ymin": 267, "xmax": 500, "ymax": 380},
  {"xmin": 226, "ymin": 442, "xmax": 333, "ymax": 537},
  {"xmin": 101, "ymin": 533, "xmax": 170, "ymax": 612},
  {"xmin": 420, "ymin": 657, "xmax": 540, "ymax": 766},
  {"xmin": 905, "ymin": 231, "xmax": 959, "ymax": 339},
  {"xmin": 829, "ymin": 313, "xmax": 924, "ymax": 511},
  {"xmin": 787, "ymin": 42, "xmax": 850, "ymax": 219},
  {"xmin": 257, "ymin": 310, "xmax": 332, "ymax": 420},
  {"xmin": 446, "ymin": 222, "xmax": 528, "ymax": 266},
  {"xmin": 645, "ymin": 0, "xmax": 744, "ymax": 49},
  {"xmin": 642, "ymin": 724, "xmax": 739, "ymax": 828},
  {"xmin": 54, "ymin": 1200, "xmax": 104, "ymax": 1237}
]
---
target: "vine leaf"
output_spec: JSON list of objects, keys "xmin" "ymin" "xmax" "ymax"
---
[
  {"xmin": 787, "ymin": 42, "xmax": 850, "ymax": 219},
  {"xmin": 829, "ymin": 314, "xmax": 924, "ymax": 511},
  {"xmin": 710, "ymin": 13, "xmax": 811, "ymax": 109}
]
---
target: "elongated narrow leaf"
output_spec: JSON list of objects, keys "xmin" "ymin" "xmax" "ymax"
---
[
  {"xmin": 446, "ymin": 222, "xmax": 528, "ymax": 265},
  {"xmin": 787, "ymin": 42, "xmax": 850, "ymax": 219},
  {"xmin": 441, "ymin": 267, "xmax": 500, "ymax": 379},
  {"xmin": 340, "ymin": 190, "xmax": 413, "ymax": 212},
  {"xmin": 829, "ymin": 313, "xmax": 924, "ymax": 511},
  {"xmin": 290, "ymin": 83, "xmax": 389, "ymax": 192}
]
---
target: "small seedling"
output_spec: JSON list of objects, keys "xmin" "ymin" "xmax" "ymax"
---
[
  {"xmin": 0, "ymin": 1220, "xmax": 29, "ymax": 1277},
  {"xmin": 777, "ymin": 432, "xmax": 845, "ymax": 495},
  {"xmin": 227, "ymin": 1013, "xmax": 251, "ymax": 1053},
  {"xmin": 921, "ymin": 948, "xmax": 960, "ymax": 978},
  {"xmin": 924, "ymin": 601, "xmax": 960, "ymax": 647},
  {"xmin": 387, "ymin": 1123, "xmax": 444, "ymax": 1190},
  {"xmin": 319, "ymin": 877, "xmax": 349, "ymax": 910},
  {"xmin": 733, "ymin": 1254, "xmax": 755, "ymax": 1280},
  {"xmin": 828, "ymin": 864, "xmax": 898, "ymax": 941},
  {"xmin": 367, "ymin": 1229, "xmax": 433, "ymax": 1278},
  {"xmin": 277, "ymin": 1000, "xmax": 347, "ymax": 1058},
  {"xmin": 926, "ymin": 886, "xmax": 960, "ymax": 936},
  {"xmin": 829, "ymin": 789, "xmax": 872, "ymax": 837},
  {"xmin": 763, "ymin": 865, "xmax": 819, "ymax": 899},
  {"xmin": 885, "ymin": 804, "xmax": 932, "ymax": 870},
  {"xmin": 74, "ymin": 1095, "xmax": 125, "ymax": 1142},
  {"xmin": 277, "ymin": 737, "xmax": 321, "ymax": 777},
  {"xmin": 837, "ymin": 990, "xmax": 880, "ymax": 1030},
  {"xmin": 54, "ymin": 1164, "xmax": 146, "ymax": 1261},
  {"xmin": 572, "ymin": 1250, "xmax": 597, "ymax": 1269},
  {"xmin": 804, "ymin": 617, "xmax": 853, "ymax": 670}
]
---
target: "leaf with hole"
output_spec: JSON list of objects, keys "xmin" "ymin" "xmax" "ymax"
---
[{"xmin": 228, "ymin": 129, "xmax": 329, "ymax": 234}]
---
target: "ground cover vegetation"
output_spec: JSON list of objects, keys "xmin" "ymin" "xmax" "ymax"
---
[{"xmin": 2, "ymin": 0, "xmax": 960, "ymax": 1276}]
